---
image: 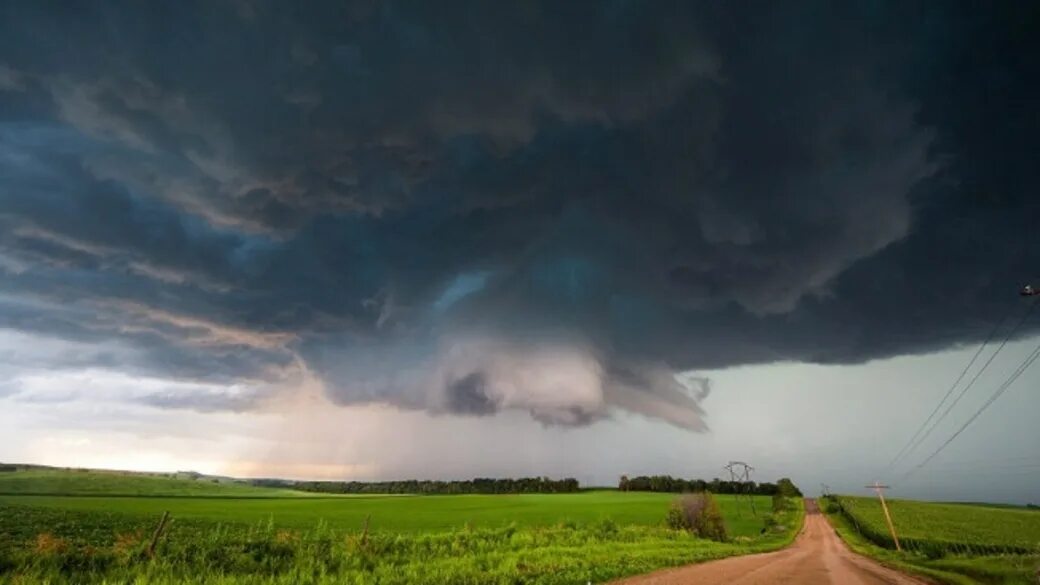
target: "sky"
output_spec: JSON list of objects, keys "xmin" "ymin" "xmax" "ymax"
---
[{"xmin": 0, "ymin": 1, "xmax": 1038, "ymax": 503}]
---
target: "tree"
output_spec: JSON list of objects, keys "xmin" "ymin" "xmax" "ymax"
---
[{"xmin": 776, "ymin": 478, "xmax": 802, "ymax": 497}]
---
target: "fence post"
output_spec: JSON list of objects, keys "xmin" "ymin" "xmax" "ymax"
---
[{"xmin": 147, "ymin": 511, "xmax": 171, "ymax": 559}]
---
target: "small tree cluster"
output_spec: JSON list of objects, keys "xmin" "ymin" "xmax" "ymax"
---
[{"xmin": 665, "ymin": 493, "xmax": 728, "ymax": 542}]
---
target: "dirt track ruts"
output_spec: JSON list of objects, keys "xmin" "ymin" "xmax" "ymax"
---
[{"xmin": 612, "ymin": 499, "xmax": 928, "ymax": 585}]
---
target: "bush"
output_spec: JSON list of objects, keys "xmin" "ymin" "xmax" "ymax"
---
[
  {"xmin": 761, "ymin": 514, "xmax": 779, "ymax": 533},
  {"xmin": 771, "ymin": 493, "xmax": 790, "ymax": 513},
  {"xmin": 665, "ymin": 493, "xmax": 728, "ymax": 542}
]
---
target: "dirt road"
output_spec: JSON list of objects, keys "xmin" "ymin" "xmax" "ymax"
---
[{"xmin": 613, "ymin": 500, "xmax": 927, "ymax": 585}]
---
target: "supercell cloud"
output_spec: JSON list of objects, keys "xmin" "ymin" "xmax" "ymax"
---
[{"xmin": 0, "ymin": 2, "xmax": 1036, "ymax": 430}]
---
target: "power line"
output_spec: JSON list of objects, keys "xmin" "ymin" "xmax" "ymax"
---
[
  {"xmin": 904, "ymin": 335, "xmax": 1040, "ymax": 480},
  {"xmin": 761, "ymin": 454, "xmax": 1040, "ymax": 475},
  {"xmin": 887, "ymin": 304, "xmax": 1013, "ymax": 470},
  {"xmin": 902, "ymin": 466, "xmax": 1040, "ymax": 480},
  {"xmin": 894, "ymin": 298, "xmax": 1038, "ymax": 468}
]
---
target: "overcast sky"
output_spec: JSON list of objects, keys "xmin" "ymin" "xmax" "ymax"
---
[{"xmin": 0, "ymin": 1, "xmax": 1037, "ymax": 503}]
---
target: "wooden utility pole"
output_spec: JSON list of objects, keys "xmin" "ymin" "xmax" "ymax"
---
[{"xmin": 866, "ymin": 481, "xmax": 901, "ymax": 551}]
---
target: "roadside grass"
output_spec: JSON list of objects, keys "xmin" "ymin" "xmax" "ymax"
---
[
  {"xmin": 0, "ymin": 491, "xmax": 804, "ymax": 583},
  {"xmin": 819, "ymin": 495, "xmax": 1040, "ymax": 585}
]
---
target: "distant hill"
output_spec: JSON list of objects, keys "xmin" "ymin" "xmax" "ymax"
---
[{"xmin": 0, "ymin": 464, "xmax": 305, "ymax": 497}]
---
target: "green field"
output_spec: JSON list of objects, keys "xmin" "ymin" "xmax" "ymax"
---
[
  {"xmin": 0, "ymin": 468, "xmax": 303, "ymax": 497},
  {"xmin": 0, "ymin": 491, "xmax": 775, "ymax": 536},
  {"xmin": 822, "ymin": 495, "xmax": 1040, "ymax": 585},
  {"xmin": 831, "ymin": 495, "xmax": 1040, "ymax": 554},
  {"xmin": 0, "ymin": 468, "xmax": 805, "ymax": 584}
]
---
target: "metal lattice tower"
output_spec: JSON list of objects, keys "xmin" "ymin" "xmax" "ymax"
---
[{"xmin": 724, "ymin": 461, "xmax": 757, "ymax": 516}]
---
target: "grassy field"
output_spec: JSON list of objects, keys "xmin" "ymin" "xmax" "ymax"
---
[
  {"xmin": 0, "ymin": 468, "xmax": 805, "ymax": 584},
  {"xmin": 0, "ymin": 491, "xmax": 778, "ymax": 536},
  {"xmin": 0, "ymin": 468, "xmax": 303, "ymax": 497},
  {"xmin": 821, "ymin": 495, "xmax": 1040, "ymax": 585}
]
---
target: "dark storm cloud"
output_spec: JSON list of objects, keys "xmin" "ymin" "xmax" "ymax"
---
[
  {"xmin": 445, "ymin": 372, "xmax": 498, "ymax": 416},
  {"xmin": 0, "ymin": 1, "xmax": 1036, "ymax": 427}
]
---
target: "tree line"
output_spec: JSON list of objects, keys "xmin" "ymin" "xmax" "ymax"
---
[
  {"xmin": 247, "ymin": 474, "xmax": 802, "ymax": 496},
  {"xmin": 618, "ymin": 475, "xmax": 802, "ymax": 496},
  {"xmin": 255, "ymin": 477, "xmax": 581, "ymax": 495}
]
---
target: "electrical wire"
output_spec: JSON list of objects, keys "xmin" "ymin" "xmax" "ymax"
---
[
  {"xmin": 886, "ymin": 304, "xmax": 1013, "ymax": 470},
  {"xmin": 903, "ymin": 334, "xmax": 1040, "ymax": 480},
  {"xmin": 893, "ymin": 299, "xmax": 1038, "ymax": 470}
]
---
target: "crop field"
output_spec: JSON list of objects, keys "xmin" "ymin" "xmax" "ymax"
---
[
  {"xmin": 0, "ymin": 469, "xmax": 804, "ymax": 584},
  {"xmin": 830, "ymin": 495, "xmax": 1040, "ymax": 554},
  {"xmin": 0, "ymin": 491, "xmax": 776, "ymax": 536},
  {"xmin": 821, "ymin": 495, "xmax": 1040, "ymax": 585}
]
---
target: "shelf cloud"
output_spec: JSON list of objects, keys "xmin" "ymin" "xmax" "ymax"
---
[{"xmin": 0, "ymin": 2, "xmax": 1036, "ymax": 430}]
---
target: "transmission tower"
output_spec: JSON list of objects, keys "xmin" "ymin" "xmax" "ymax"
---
[{"xmin": 724, "ymin": 461, "xmax": 757, "ymax": 516}]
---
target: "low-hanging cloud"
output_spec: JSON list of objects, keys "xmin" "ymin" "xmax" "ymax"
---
[{"xmin": 0, "ymin": 1, "xmax": 1037, "ymax": 430}]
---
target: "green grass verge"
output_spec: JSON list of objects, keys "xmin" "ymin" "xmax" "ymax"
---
[{"xmin": 819, "ymin": 496, "xmax": 1039, "ymax": 585}]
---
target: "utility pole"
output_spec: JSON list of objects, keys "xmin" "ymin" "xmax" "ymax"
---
[
  {"xmin": 724, "ymin": 461, "xmax": 757, "ymax": 516},
  {"xmin": 866, "ymin": 481, "xmax": 901, "ymax": 551},
  {"xmin": 820, "ymin": 483, "xmax": 831, "ymax": 497}
]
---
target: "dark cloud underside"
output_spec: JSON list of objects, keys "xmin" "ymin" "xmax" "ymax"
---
[{"xmin": 0, "ymin": 1, "xmax": 1037, "ymax": 428}]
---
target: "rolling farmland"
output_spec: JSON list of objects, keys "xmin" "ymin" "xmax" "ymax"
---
[
  {"xmin": 0, "ymin": 468, "xmax": 804, "ymax": 584},
  {"xmin": 0, "ymin": 468, "xmax": 303, "ymax": 497}
]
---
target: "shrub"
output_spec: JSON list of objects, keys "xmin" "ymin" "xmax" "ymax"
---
[
  {"xmin": 771, "ymin": 493, "xmax": 790, "ymax": 513},
  {"xmin": 594, "ymin": 518, "xmax": 619, "ymax": 537},
  {"xmin": 761, "ymin": 514, "xmax": 779, "ymax": 533},
  {"xmin": 665, "ymin": 493, "xmax": 728, "ymax": 542}
]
